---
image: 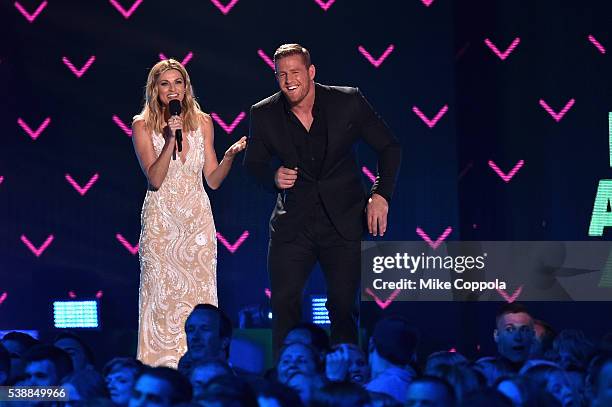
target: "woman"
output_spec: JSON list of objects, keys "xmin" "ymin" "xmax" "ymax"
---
[{"xmin": 132, "ymin": 59, "xmax": 246, "ymax": 367}]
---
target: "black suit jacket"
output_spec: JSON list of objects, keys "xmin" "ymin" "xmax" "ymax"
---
[{"xmin": 244, "ymin": 83, "xmax": 401, "ymax": 242}]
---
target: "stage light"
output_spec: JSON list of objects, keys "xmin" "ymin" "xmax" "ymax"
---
[
  {"xmin": 53, "ymin": 300, "xmax": 99, "ymax": 329},
  {"xmin": 310, "ymin": 296, "xmax": 330, "ymax": 325}
]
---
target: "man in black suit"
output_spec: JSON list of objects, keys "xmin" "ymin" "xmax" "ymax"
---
[{"xmin": 244, "ymin": 44, "xmax": 401, "ymax": 353}]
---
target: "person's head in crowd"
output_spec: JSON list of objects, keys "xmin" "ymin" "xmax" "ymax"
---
[
  {"xmin": 493, "ymin": 303, "xmax": 535, "ymax": 367},
  {"xmin": 283, "ymin": 323, "xmax": 330, "ymax": 358},
  {"xmin": 0, "ymin": 345, "xmax": 10, "ymax": 385},
  {"xmin": 196, "ymin": 375, "xmax": 258, "ymax": 407},
  {"xmin": 54, "ymin": 331, "xmax": 95, "ymax": 371},
  {"xmin": 309, "ymin": 381, "xmax": 371, "ymax": 407},
  {"xmin": 368, "ymin": 315, "xmax": 419, "ymax": 377},
  {"xmin": 190, "ymin": 360, "xmax": 234, "ymax": 400},
  {"xmin": 405, "ymin": 376, "xmax": 456, "ymax": 407},
  {"xmin": 250, "ymin": 378, "xmax": 304, "ymax": 407},
  {"xmin": 472, "ymin": 356, "xmax": 513, "ymax": 387},
  {"xmin": 496, "ymin": 375, "xmax": 563, "ymax": 407},
  {"xmin": 552, "ymin": 329, "xmax": 594, "ymax": 371},
  {"xmin": 129, "ymin": 367, "xmax": 192, "ymax": 407},
  {"xmin": 325, "ymin": 343, "xmax": 370, "ymax": 385},
  {"xmin": 276, "ymin": 342, "xmax": 321, "ymax": 384},
  {"xmin": 103, "ymin": 357, "xmax": 145, "ymax": 406},
  {"xmin": 427, "ymin": 364, "xmax": 482, "ymax": 405},
  {"xmin": 586, "ymin": 355, "xmax": 612, "ymax": 407},
  {"xmin": 529, "ymin": 319, "xmax": 557, "ymax": 359},
  {"xmin": 286, "ymin": 372, "xmax": 324, "ymax": 406},
  {"xmin": 61, "ymin": 369, "xmax": 107, "ymax": 404},
  {"xmin": 22, "ymin": 344, "xmax": 73, "ymax": 386},
  {"xmin": 1, "ymin": 331, "xmax": 39, "ymax": 383},
  {"xmin": 185, "ymin": 304, "xmax": 233, "ymax": 364},
  {"xmin": 458, "ymin": 388, "xmax": 514, "ymax": 407},
  {"xmin": 521, "ymin": 364, "xmax": 578, "ymax": 407},
  {"xmin": 367, "ymin": 391, "xmax": 402, "ymax": 407},
  {"xmin": 424, "ymin": 351, "xmax": 468, "ymax": 375}
]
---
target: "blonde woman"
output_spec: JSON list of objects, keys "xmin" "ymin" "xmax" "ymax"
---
[{"xmin": 132, "ymin": 59, "xmax": 246, "ymax": 367}]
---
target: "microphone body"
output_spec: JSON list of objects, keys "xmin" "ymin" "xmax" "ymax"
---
[{"xmin": 168, "ymin": 100, "xmax": 183, "ymax": 152}]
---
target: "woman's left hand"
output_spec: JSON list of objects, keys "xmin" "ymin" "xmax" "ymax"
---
[{"xmin": 224, "ymin": 136, "xmax": 247, "ymax": 159}]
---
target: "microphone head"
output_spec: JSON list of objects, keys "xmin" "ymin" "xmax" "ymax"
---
[{"xmin": 169, "ymin": 99, "xmax": 182, "ymax": 116}]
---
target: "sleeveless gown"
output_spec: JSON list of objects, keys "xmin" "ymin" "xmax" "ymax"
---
[{"xmin": 137, "ymin": 127, "xmax": 217, "ymax": 368}]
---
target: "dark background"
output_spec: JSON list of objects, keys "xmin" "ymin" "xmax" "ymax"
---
[{"xmin": 1, "ymin": 0, "xmax": 610, "ymax": 364}]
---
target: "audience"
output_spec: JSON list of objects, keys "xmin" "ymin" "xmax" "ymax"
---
[
  {"xmin": 2, "ymin": 302, "xmax": 610, "ymax": 406},
  {"xmin": 103, "ymin": 357, "xmax": 145, "ymax": 406},
  {"xmin": 365, "ymin": 315, "xmax": 419, "ymax": 404}
]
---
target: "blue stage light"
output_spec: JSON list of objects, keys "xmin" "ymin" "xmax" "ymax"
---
[
  {"xmin": 310, "ymin": 296, "xmax": 330, "ymax": 325},
  {"xmin": 53, "ymin": 300, "xmax": 99, "ymax": 329}
]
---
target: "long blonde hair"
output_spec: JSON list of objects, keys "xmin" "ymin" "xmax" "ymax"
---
[{"xmin": 136, "ymin": 59, "xmax": 203, "ymax": 134}]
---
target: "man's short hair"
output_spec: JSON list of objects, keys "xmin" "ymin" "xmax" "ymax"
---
[
  {"xmin": 495, "ymin": 303, "xmax": 532, "ymax": 326},
  {"xmin": 190, "ymin": 304, "xmax": 233, "ymax": 340},
  {"xmin": 371, "ymin": 315, "xmax": 419, "ymax": 366},
  {"xmin": 273, "ymin": 44, "xmax": 311, "ymax": 68},
  {"xmin": 138, "ymin": 367, "xmax": 193, "ymax": 405},
  {"xmin": 54, "ymin": 331, "xmax": 95, "ymax": 365},
  {"xmin": 2, "ymin": 332, "xmax": 39, "ymax": 350},
  {"xmin": 22, "ymin": 345, "xmax": 73, "ymax": 380},
  {"xmin": 103, "ymin": 357, "xmax": 144, "ymax": 378}
]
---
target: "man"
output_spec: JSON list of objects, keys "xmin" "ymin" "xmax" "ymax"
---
[
  {"xmin": 53, "ymin": 331, "xmax": 95, "ymax": 371},
  {"xmin": 365, "ymin": 315, "xmax": 418, "ymax": 404},
  {"xmin": 129, "ymin": 367, "xmax": 192, "ymax": 407},
  {"xmin": 1, "ymin": 331, "xmax": 39, "ymax": 383},
  {"xmin": 21, "ymin": 344, "xmax": 73, "ymax": 386},
  {"xmin": 244, "ymin": 43, "xmax": 401, "ymax": 352},
  {"xmin": 178, "ymin": 304, "xmax": 233, "ymax": 375},
  {"xmin": 493, "ymin": 303, "xmax": 535, "ymax": 372}
]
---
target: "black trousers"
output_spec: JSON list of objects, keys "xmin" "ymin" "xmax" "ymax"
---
[{"xmin": 268, "ymin": 200, "xmax": 361, "ymax": 354}]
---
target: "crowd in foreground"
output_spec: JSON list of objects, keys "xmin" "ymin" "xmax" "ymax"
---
[{"xmin": 1, "ymin": 303, "xmax": 611, "ymax": 407}]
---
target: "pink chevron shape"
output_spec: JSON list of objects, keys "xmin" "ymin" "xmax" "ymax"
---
[
  {"xmin": 14, "ymin": 1, "xmax": 47, "ymax": 23},
  {"xmin": 412, "ymin": 105, "xmax": 448, "ymax": 128},
  {"xmin": 211, "ymin": 112, "xmax": 246, "ymax": 134},
  {"xmin": 588, "ymin": 35, "xmax": 606, "ymax": 54},
  {"xmin": 109, "ymin": 0, "xmax": 143, "ymax": 19},
  {"xmin": 362, "ymin": 166, "xmax": 376, "ymax": 183},
  {"xmin": 210, "ymin": 0, "xmax": 239, "ymax": 15},
  {"xmin": 264, "ymin": 288, "xmax": 271, "ymax": 299},
  {"xmin": 96, "ymin": 290, "xmax": 104, "ymax": 299},
  {"xmin": 358, "ymin": 44, "xmax": 394, "ymax": 68},
  {"xmin": 365, "ymin": 288, "xmax": 401, "ymax": 309},
  {"xmin": 65, "ymin": 173, "xmax": 99, "ymax": 196},
  {"xmin": 313, "ymin": 0, "xmax": 335, "ymax": 11},
  {"xmin": 62, "ymin": 56, "xmax": 96, "ymax": 78},
  {"xmin": 488, "ymin": 160, "xmax": 524, "ymax": 183},
  {"xmin": 539, "ymin": 99, "xmax": 575, "ymax": 122},
  {"xmin": 484, "ymin": 37, "xmax": 520, "ymax": 60},
  {"xmin": 0, "ymin": 176, "xmax": 4, "ymax": 185},
  {"xmin": 257, "ymin": 49, "xmax": 275, "ymax": 70},
  {"xmin": 112, "ymin": 115, "xmax": 132, "ymax": 136},
  {"xmin": 421, "ymin": 0, "xmax": 435, "ymax": 6},
  {"xmin": 21, "ymin": 234, "xmax": 54, "ymax": 257},
  {"xmin": 159, "ymin": 51, "xmax": 194, "ymax": 66},
  {"xmin": 416, "ymin": 226, "xmax": 452, "ymax": 250},
  {"xmin": 116, "ymin": 233, "xmax": 138, "ymax": 255},
  {"xmin": 496, "ymin": 285, "xmax": 523, "ymax": 303},
  {"xmin": 68, "ymin": 291, "xmax": 77, "ymax": 299},
  {"xmin": 217, "ymin": 230, "xmax": 249, "ymax": 253},
  {"xmin": 18, "ymin": 117, "xmax": 51, "ymax": 140},
  {"xmin": 0, "ymin": 292, "xmax": 7, "ymax": 305}
]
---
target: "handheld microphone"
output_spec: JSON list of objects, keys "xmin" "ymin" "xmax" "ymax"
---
[{"xmin": 168, "ymin": 99, "xmax": 182, "ymax": 152}]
